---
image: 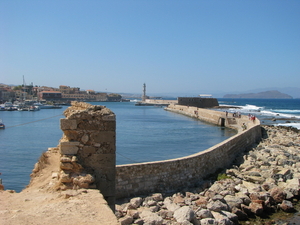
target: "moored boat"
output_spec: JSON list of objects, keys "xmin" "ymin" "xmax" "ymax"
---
[
  {"xmin": 33, "ymin": 102, "xmax": 62, "ymax": 109},
  {"xmin": 29, "ymin": 105, "xmax": 40, "ymax": 111},
  {"xmin": 0, "ymin": 120, "xmax": 5, "ymax": 129}
]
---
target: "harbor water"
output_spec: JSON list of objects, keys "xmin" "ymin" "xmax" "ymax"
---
[
  {"xmin": 0, "ymin": 101, "xmax": 235, "ymax": 192},
  {"xmin": 0, "ymin": 98, "xmax": 299, "ymax": 192}
]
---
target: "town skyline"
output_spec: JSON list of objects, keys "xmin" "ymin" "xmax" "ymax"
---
[
  {"xmin": 0, "ymin": 83, "xmax": 123, "ymax": 104},
  {"xmin": 2, "ymin": 81, "xmax": 300, "ymax": 99}
]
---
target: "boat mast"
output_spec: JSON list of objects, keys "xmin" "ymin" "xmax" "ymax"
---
[{"xmin": 22, "ymin": 75, "xmax": 26, "ymax": 102}]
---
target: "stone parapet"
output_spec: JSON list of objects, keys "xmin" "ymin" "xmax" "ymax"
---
[{"xmin": 177, "ymin": 97, "xmax": 219, "ymax": 108}]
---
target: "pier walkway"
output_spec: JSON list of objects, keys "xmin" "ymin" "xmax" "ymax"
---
[{"xmin": 135, "ymin": 99, "xmax": 177, "ymax": 106}]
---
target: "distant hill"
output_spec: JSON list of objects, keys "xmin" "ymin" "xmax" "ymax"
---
[{"xmin": 223, "ymin": 90, "xmax": 293, "ymax": 99}]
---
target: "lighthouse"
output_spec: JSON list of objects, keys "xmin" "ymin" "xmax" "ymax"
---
[{"xmin": 142, "ymin": 83, "xmax": 146, "ymax": 102}]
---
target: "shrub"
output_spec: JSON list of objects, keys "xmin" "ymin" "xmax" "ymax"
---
[{"xmin": 217, "ymin": 173, "xmax": 231, "ymax": 181}]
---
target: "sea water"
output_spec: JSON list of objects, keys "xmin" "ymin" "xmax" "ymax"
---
[
  {"xmin": 0, "ymin": 99, "xmax": 299, "ymax": 192},
  {"xmin": 218, "ymin": 98, "xmax": 300, "ymax": 129}
]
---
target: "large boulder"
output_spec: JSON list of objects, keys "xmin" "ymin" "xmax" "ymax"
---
[
  {"xmin": 207, "ymin": 200, "xmax": 229, "ymax": 212},
  {"xmin": 140, "ymin": 210, "xmax": 163, "ymax": 225},
  {"xmin": 199, "ymin": 218, "xmax": 218, "ymax": 225},
  {"xmin": 173, "ymin": 206, "xmax": 195, "ymax": 223},
  {"xmin": 269, "ymin": 187, "xmax": 286, "ymax": 203},
  {"xmin": 224, "ymin": 195, "xmax": 243, "ymax": 210},
  {"xmin": 249, "ymin": 201, "xmax": 264, "ymax": 216},
  {"xmin": 119, "ymin": 215, "xmax": 133, "ymax": 225},
  {"xmin": 280, "ymin": 200, "xmax": 294, "ymax": 212},
  {"xmin": 163, "ymin": 197, "xmax": 180, "ymax": 212},
  {"xmin": 231, "ymin": 207, "xmax": 248, "ymax": 221},
  {"xmin": 210, "ymin": 211, "xmax": 235, "ymax": 225},
  {"xmin": 195, "ymin": 209, "xmax": 213, "ymax": 219},
  {"xmin": 130, "ymin": 197, "xmax": 143, "ymax": 209},
  {"xmin": 281, "ymin": 178, "xmax": 300, "ymax": 199}
]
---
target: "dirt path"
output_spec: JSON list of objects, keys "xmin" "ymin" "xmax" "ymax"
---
[{"xmin": 0, "ymin": 150, "xmax": 119, "ymax": 225}]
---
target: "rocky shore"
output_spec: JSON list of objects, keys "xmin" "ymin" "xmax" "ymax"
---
[{"xmin": 115, "ymin": 125, "xmax": 300, "ymax": 225}]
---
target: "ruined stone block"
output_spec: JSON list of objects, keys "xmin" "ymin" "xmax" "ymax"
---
[
  {"xmin": 59, "ymin": 141, "xmax": 80, "ymax": 155},
  {"xmin": 60, "ymin": 172, "xmax": 72, "ymax": 183},
  {"xmin": 60, "ymin": 119, "xmax": 77, "ymax": 130},
  {"xmin": 63, "ymin": 130, "xmax": 79, "ymax": 141},
  {"xmin": 71, "ymin": 156, "xmax": 78, "ymax": 162},
  {"xmin": 60, "ymin": 162, "xmax": 74, "ymax": 170},
  {"xmin": 89, "ymin": 154, "xmax": 116, "ymax": 168},
  {"xmin": 58, "ymin": 102, "xmax": 116, "ymax": 208},
  {"xmin": 81, "ymin": 134, "xmax": 89, "ymax": 144},
  {"xmin": 90, "ymin": 131, "xmax": 115, "ymax": 143},
  {"xmin": 99, "ymin": 181, "xmax": 116, "ymax": 197},
  {"xmin": 82, "ymin": 146, "xmax": 96, "ymax": 155},
  {"xmin": 94, "ymin": 171, "xmax": 115, "ymax": 197},
  {"xmin": 104, "ymin": 121, "xmax": 116, "ymax": 131},
  {"xmin": 60, "ymin": 156, "xmax": 72, "ymax": 163},
  {"xmin": 102, "ymin": 115, "xmax": 116, "ymax": 121},
  {"xmin": 78, "ymin": 121, "xmax": 99, "ymax": 130},
  {"xmin": 96, "ymin": 144, "xmax": 116, "ymax": 154}
]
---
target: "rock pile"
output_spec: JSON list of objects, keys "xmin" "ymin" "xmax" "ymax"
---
[{"xmin": 116, "ymin": 125, "xmax": 300, "ymax": 225}]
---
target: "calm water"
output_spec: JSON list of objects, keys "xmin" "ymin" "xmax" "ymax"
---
[
  {"xmin": 0, "ymin": 101, "xmax": 236, "ymax": 192},
  {"xmin": 1, "ymin": 98, "xmax": 299, "ymax": 192}
]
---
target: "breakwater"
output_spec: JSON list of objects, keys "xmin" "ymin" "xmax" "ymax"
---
[
  {"xmin": 115, "ymin": 104, "xmax": 261, "ymax": 199},
  {"xmin": 116, "ymin": 125, "xmax": 300, "ymax": 225}
]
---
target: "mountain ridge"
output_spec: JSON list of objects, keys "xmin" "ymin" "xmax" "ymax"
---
[{"xmin": 223, "ymin": 90, "xmax": 293, "ymax": 99}]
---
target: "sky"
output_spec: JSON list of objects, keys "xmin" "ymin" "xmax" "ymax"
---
[{"xmin": 1, "ymin": 0, "xmax": 299, "ymax": 96}]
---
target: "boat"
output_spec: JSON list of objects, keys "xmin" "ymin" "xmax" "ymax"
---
[
  {"xmin": 33, "ymin": 102, "xmax": 62, "ymax": 109},
  {"xmin": 29, "ymin": 105, "xmax": 40, "ymax": 111},
  {"xmin": 33, "ymin": 102, "xmax": 52, "ymax": 109},
  {"xmin": 0, "ymin": 120, "xmax": 5, "ymax": 129},
  {"xmin": 51, "ymin": 105, "xmax": 62, "ymax": 109},
  {"xmin": 17, "ymin": 105, "xmax": 29, "ymax": 111},
  {"xmin": 3, "ymin": 102, "xmax": 16, "ymax": 111}
]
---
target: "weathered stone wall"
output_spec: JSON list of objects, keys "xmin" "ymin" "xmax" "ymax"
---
[
  {"xmin": 115, "ymin": 104, "xmax": 261, "ymax": 199},
  {"xmin": 177, "ymin": 97, "xmax": 219, "ymax": 108},
  {"xmin": 58, "ymin": 101, "xmax": 116, "ymax": 209}
]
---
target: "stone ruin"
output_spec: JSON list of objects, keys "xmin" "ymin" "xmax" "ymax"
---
[{"xmin": 50, "ymin": 101, "xmax": 115, "ymax": 208}]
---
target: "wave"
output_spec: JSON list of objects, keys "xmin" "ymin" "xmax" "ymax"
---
[
  {"xmin": 260, "ymin": 110, "xmax": 300, "ymax": 119},
  {"xmin": 218, "ymin": 101, "xmax": 236, "ymax": 104},
  {"xmin": 218, "ymin": 100, "xmax": 300, "ymax": 130},
  {"xmin": 220, "ymin": 104, "xmax": 300, "ymax": 119},
  {"xmin": 243, "ymin": 104, "xmax": 264, "ymax": 112},
  {"xmin": 276, "ymin": 123, "xmax": 300, "ymax": 130},
  {"xmin": 272, "ymin": 109, "xmax": 300, "ymax": 114}
]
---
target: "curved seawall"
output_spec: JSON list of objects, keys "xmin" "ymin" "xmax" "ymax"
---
[{"xmin": 116, "ymin": 104, "xmax": 261, "ymax": 199}]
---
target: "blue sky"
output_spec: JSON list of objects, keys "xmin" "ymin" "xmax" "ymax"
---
[{"xmin": 1, "ymin": 0, "xmax": 299, "ymax": 96}]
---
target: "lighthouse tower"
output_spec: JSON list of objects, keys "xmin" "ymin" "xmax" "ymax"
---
[{"xmin": 142, "ymin": 83, "xmax": 146, "ymax": 102}]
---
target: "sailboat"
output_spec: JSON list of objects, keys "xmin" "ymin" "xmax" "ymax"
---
[
  {"xmin": 17, "ymin": 76, "xmax": 40, "ymax": 111},
  {"xmin": 17, "ymin": 76, "xmax": 27, "ymax": 111}
]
